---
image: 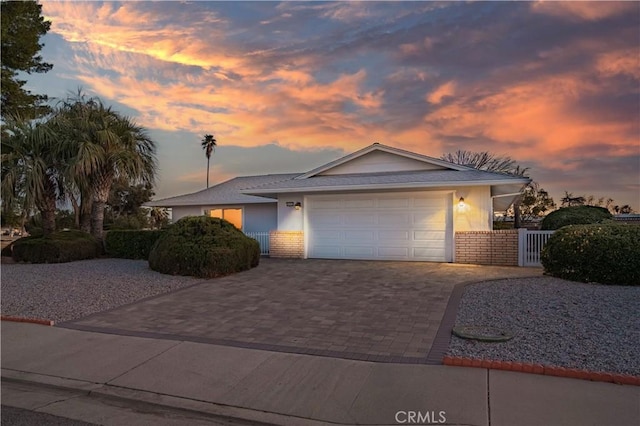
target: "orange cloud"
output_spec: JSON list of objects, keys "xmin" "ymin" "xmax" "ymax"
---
[
  {"xmin": 427, "ymin": 81, "xmax": 456, "ymax": 104},
  {"xmin": 531, "ymin": 1, "xmax": 637, "ymax": 21}
]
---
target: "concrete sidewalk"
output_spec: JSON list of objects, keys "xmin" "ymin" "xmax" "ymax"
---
[{"xmin": 2, "ymin": 322, "xmax": 638, "ymax": 426}]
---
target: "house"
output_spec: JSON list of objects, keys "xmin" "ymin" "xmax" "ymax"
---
[{"xmin": 147, "ymin": 143, "xmax": 530, "ymax": 262}]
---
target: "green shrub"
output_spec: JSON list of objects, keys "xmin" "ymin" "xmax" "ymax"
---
[
  {"xmin": 148, "ymin": 216, "xmax": 260, "ymax": 278},
  {"xmin": 105, "ymin": 230, "xmax": 164, "ymax": 260},
  {"xmin": 541, "ymin": 206, "xmax": 612, "ymax": 230},
  {"xmin": 1, "ymin": 241, "xmax": 15, "ymax": 257},
  {"xmin": 541, "ymin": 224, "xmax": 640, "ymax": 285},
  {"xmin": 12, "ymin": 230, "xmax": 102, "ymax": 263}
]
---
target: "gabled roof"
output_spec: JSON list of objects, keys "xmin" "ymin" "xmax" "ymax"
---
[
  {"xmin": 146, "ymin": 173, "xmax": 300, "ymax": 207},
  {"xmin": 295, "ymin": 143, "xmax": 473, "ymax": 179},
  {"xmin": 243, "ymin": 169, "xmax": 530, "ymax": 197}
]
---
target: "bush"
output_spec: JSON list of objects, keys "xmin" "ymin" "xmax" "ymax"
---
[
  {"xmin": 1, "ymin": 241, "xmax": 15, "ymax": 257},
  {"xmin": 148, "ymin": 216, "xmax": 260, "ymax": 278},
  {"xmin": 105, "ymin": 230, "xmax": 164, "ymax": 260},
  {"xmin": 541, "ymin": 206, "xmax": 612, "ymax": 230},
  {"xmin": 12, "ymin": 230, "xmax": 102, "ymax": 263},
  {"xmin": 541, "ymin": 224, "xmax": 640, "ymax": 285}
]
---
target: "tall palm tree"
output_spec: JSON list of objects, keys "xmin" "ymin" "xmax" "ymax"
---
[
  {"xmin": 201, "ymin": 134, "xmax": 217, "ymax": 188},
  {"xmin": 55, "ymin": 92, "xmax": 157, "ymax": 240},
  {"xmin": 1, "ymin": 116, "xmax": 62, "ymax": 235}
]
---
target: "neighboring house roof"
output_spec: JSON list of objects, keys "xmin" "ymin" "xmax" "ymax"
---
[
  {"xmin": 243, "ymin": 169, "xmax": 530, "ymax": 197},
  {"xmin": 146, "ymin": 173, "xmax": 300, "ymax": 207}
]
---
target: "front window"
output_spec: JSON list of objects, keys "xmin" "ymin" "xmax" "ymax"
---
[{"xmin": 209, "ymin": 208, "xmax": 242, "ymax": 230}]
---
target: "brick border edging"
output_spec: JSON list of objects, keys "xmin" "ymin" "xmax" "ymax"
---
[
  {"xmin": 442, "ymin": 356, "xmax": 640, "ymax": 386},
  {"xmin": 1, "ymin": 315, "xmax": 55, "ymax": 326}
]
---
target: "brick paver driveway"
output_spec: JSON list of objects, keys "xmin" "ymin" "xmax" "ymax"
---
[{"xmin": 60, "ymin": 259, "xmax": 539, "ymax": 363}]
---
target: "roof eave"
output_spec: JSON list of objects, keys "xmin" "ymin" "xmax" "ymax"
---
[{"xmin": 243, "ymin": 178, "xmax": 531, "ymax": 195}]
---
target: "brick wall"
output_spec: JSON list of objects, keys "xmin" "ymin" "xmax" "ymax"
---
[
  {"xmin": 269, "ymin": 231, "xmax": 304, "ymax": 258},
  {"xmin": 455, "ymin": 230, "xmax": 519, "ymax": 266}
]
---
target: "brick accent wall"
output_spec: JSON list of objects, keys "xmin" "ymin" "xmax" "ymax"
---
[
  {"xmin": 455, "ymin": 230, "xmax": 518, "ymax": 266},
  {"xmin": 269, "ymin": 231, "xmax": 304, "ymax": 258}
]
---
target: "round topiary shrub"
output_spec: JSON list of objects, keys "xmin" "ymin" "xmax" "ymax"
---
[
  {"xmin": 148, "ymin": 216, "xmax": 260, "ymax": 278},
  {"xmin": 540, "ymin": 205, "xmax": 612, "ymax": 230},
  {"xmin": 541, "ymin": 224, "xmax": 640, "ymax": 285},
  {"xmin": 11, "ymin": 230, "xmax": 102, "ymax": 263}
]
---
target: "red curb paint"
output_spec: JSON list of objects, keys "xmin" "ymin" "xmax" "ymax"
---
[
  {"xmin": 443, "ymin": 357, "xmax": 639, "ymax": 386},
  {"xmin": 601, "ymin": 373, "xmax": 614, "ymax": 383},
  {"xmin": 532, "ymin": 364, "xmax": 545, "ymax": 375},
  {"xmin": 1, "ymin": 315, "xmax": 54, "ymax": 326},
  {"xmin": 545, "ymin": 366, "xmax": 561, "ymax": 377},
  {"xmin": 566, "ymin": 369, "xmax": 581, "ymax": 379}
]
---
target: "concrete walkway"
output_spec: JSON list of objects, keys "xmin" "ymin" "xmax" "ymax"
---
[{"xmin": 2, "ymin": 322, "xmax": 638, "ymax": 426}]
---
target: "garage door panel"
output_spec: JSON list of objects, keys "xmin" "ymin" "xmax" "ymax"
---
[
  {"xmin": 344, "ymin": 199, "xmax": 375, "ymax": 209},
  {"xmin": 413, "ymin": 247, "xmax": 446, "ymax": 258},
  {"xmin": 414, "ymin": 230, "xmax": 446, "ymax": 241},
  {"xmin": 311, "ymin": 245, "xmax": 343, "ymax": 258},
  {"xmin": 307, "ymin": 192, "xmax": 451, "ymax": 262},
  {"xmin": 378, "ymin": 230, "xmax": 410, "ymax": 240},
  {"xmin": 314, "ymin": 230, "xmax": 342, "ymax": 241},
  {"xmin": 378, "ymin": 213, "xmax": 411, "ymax": 226},
  {"xmin": 311, "ymin": 199, "xmax": 343, "ymax": 209},
  {"xmin": 344, "ymin": 246, "xmax": 376, "ymax": 257},
  {"xmin": 378, "ymin": 198, "xmax": 411, "ymax": 208},
  {"xmin": 345, "ymin": 213, "xmax": 375, "ymax": 226},
  {"xmin": 378, "ymin": 247, "xmax": 410, "ymax": 257},
  {"xmin": 313, "ymin": 215, "xmax": 342, "ymax": 226},
  {"xmin": 344, "ymin": 230, "xmax": 375, "ymax": 241}
]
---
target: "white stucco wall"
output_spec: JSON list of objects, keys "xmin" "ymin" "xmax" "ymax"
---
[
  {"xmin": 453, "ymin": 186, "xmax": 492, "ymax": 232},
  {"xmin": 244, "ymin": 203, "xmax": 277, "ymax": 232},
  {"xmin": 277, "ymin": 195, "xmax": 305, "ymax": 231},
  {"xmin": 320, "ymin": 151, "xmax": 445, "ymax": 175},
  {"xmin": 171, "ymin": 206, "xmax": 203, "ymax": 222}
]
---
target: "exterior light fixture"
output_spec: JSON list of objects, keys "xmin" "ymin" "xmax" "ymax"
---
[
  {"xmin": 458, "ymin": 197, "xmax": 465, "ymax": 208},
  {"xmin": 294, "ymin": 202, "xmax": 302, "ymax": 210}
]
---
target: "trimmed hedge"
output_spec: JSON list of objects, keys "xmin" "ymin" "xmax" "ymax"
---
[
  {"xmin": 12, "ymin": 230, "xmax": 102, "ymax": 264},
  {"xmin": 541, "ymin": 224, "xmax": 640, "ymax": 286},
  {"xmin": 541, "ymin": 206, "xmax": 612, "ymax": 230},
  {"xmin": 148, "ymin": 216, "xmax": 260, "ymax": 278},
  {"xmin": 105, "ymin": 230, "xmax": 164, "ymax": 260}
]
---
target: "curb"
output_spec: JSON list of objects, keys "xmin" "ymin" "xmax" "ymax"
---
[
  {"xmin": 1, "ymin": 315, "xmax": 54, "ymax": 326},
  {"xmin": 442, "ymin": 356, "xmax": 640, "ymax": 386}
]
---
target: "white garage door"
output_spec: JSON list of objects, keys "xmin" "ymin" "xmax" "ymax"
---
[{"xmin": 307, "ymin": 192, "xmax": 452, "ymax": 261}]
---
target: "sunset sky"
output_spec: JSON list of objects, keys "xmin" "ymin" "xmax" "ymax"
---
[{"xmin": 29, "ymin": 1, "xmax": 640, "ymax": 209}]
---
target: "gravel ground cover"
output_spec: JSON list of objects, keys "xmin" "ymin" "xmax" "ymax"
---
[
  {"xmin": 447, "ymin": 276, "xmax": 640, "ymax": 376},
  {"xmin": 1, "ymin": 258, "xmax": 203, "ymax": 323}
]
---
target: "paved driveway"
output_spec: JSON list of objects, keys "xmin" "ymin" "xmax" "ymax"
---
[{"xmin": 60, "ymin": 258, "xmax": 539, "ymax": 363}]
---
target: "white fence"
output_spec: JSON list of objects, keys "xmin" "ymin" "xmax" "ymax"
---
[
  {"xmin": 518, "ymin": 229, "xmax": 554, "ymax": 267},
  {"xmin": 245, "ymin": 231, "xmax": 270, "ymax": 255}
]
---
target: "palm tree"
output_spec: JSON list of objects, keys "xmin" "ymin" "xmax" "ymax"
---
[
  {"xmin": 201, "ymin": 134, "xmax": 217, "ymax": 188},
  {"xmin": 1, "ymin": 116, "xmax": 62, "ymax": 235},
  {"xmin": 55, "ymin": 93, "xmax": 157, "ymax": 240}
]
